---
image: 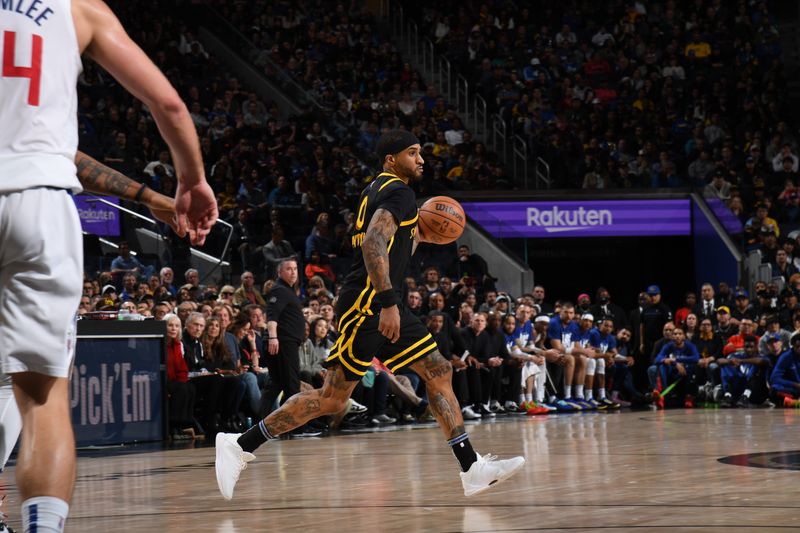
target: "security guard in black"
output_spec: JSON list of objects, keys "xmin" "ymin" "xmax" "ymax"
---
[{"xmin": 267, "ymin": 263, "xmax": 305, "ymax": 400}]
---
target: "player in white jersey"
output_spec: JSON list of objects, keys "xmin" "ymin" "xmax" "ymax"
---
[
  {"xmin": 0, "ymin": 2, "xmax": 217, "ymax": 532},
  {"xmin": 0, "ymin": 150, "xmax": 179, "ymax": 532}
]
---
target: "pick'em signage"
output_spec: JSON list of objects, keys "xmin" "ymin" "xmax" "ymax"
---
[
  {"xmin": 71, "ymin": 331, "xmax": 164, "ymax": 446},
  {"xmin": 72, "ymin": 194, "xmax": 121, "ymax": 237},
  {"xmin": 460, "ymin": 199, "xmax": 691, "ymax": 238}
]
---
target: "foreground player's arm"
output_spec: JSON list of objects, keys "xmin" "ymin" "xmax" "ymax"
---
[
  {"xmin": 75, "ymin": 151, "xmax": 178, "ymax": 232},
  {"xmin": 72, "ymin": 0, "xmax": 217, "ymax": 244},
  {"xmin": 363, "ymin": 208, "xmax": 400, "ymax": 342}
]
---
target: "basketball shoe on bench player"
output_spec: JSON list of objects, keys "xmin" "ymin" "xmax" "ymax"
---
[{"xmin": 215, "ymin": 131, "xmax": 525, "ymax": 499}]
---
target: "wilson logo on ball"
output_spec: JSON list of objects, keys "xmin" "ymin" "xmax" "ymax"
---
[{"xmin": 435, "ymin": 203, "xmax": 464, "ymax": 222}]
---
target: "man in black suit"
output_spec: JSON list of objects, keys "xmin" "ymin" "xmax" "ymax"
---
[{"xmin": 590, "ymin": 287, "xmax": 628, "ymax": 330}]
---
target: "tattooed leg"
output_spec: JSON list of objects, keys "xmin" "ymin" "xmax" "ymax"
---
[
  {"xmin": 264, "ymin": 364, "xmax": 357, "ymax": 436},
  {"xmin": 410, "ymin": 351, "xmax": 466, "ymax": 439}
]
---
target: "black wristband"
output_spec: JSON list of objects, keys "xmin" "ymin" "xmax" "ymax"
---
[
  {"xmin": 376, "ymin": 289, "xmax": 398, "ymax": 308},
  {"xmin": 134, "ymin": 183, "xmax": 148, "ymax": 203}
]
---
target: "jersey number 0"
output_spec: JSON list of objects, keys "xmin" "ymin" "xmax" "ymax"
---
[{"xmin": 2, "ymin": 31, "xmax": 43, "ymax": 107}]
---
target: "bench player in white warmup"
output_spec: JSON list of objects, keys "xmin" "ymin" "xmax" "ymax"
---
[{"xmin": 0, "ymin": 2, "xmax": 216, "ymax": 531}]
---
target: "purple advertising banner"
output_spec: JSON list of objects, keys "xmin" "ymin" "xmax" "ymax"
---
[
  {"xmin": 460, "ymin": 199, "xmax": 691, "ymax": 238},
  {"xmin": 704, "ymin": 197, "xmax": 744, "ymax": 235},
  {"xmin": 72, "ymin": 195, "xmax": 121, "ymax": 237}
]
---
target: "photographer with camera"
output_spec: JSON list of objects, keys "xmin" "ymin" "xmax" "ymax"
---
[{"xmin": 448, "ymin": 245, "xmax": 495, "ymax": 296}]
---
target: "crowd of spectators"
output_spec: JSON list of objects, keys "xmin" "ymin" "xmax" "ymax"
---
[
  {"xmin": 71, "ymin": 1, "xmax": 800, "ymax": 442},
  {"xmin": 215, "ymin": 0, "xmax": 515, "ymax": 191},
  {"xmin": 81, "ymin": 236, "xmax": 800, "ymax": 441}
]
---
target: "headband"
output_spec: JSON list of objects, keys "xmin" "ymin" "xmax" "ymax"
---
[{"xmin": 376, "ymin": 130, "xmax": 420, "ymax": 163}]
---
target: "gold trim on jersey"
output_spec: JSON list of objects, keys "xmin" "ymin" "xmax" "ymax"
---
[
  {"xmin": 378, "ymin": 177, "xmax": 404, "ymax": 191},
  {"xmin": 389, "ymin": 341, "xmax": 438, "ymax": 372},
  {"xmin": 399, "ymin": 212, "xmax": 419, "ymax": 226}
]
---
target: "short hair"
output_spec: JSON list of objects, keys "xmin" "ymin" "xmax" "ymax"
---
[
  {"xmin": 160, "ymin": 267, "xmax": 173, "ymax": 276},
  {"xmin": 163, "ymin": 313, "xmax": 182, "ymax": 340},
  {"xmin": 185, "ymin": 311, "xmax": 205, "ymax": 325},
  {"xmin": 277, "ymin": 258, "xmax": 297, "ymax": 274},
  {"xmin": 743, "ymin": 335, "xmax": 758, "ymax": 345},
  {"xmin": 185, "ymin": 268, "xmax": 199, "ymax": 278}
]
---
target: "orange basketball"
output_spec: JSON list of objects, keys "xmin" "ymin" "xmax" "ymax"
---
[{"xmin": 418, "ymin": 196, "xmax": 465, "ymax": 244}]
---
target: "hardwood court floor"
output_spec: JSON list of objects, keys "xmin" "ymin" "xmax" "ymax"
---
[{"xmin": 4, "ymin": 409, "xmax": 800, "ymax": 532}]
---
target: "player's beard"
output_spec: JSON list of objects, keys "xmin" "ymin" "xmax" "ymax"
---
[{"xmin": 397, "ymin": 159, "xmax": 422, "ymax": 181}]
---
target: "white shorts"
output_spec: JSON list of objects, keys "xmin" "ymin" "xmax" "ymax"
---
[
  {"xmin": 0, "ymin": 188, "xmax": 82, "ymax": 378},
  {"xmin": 520, "ymin": 360, "xmax": 540, "ymax": 383}
]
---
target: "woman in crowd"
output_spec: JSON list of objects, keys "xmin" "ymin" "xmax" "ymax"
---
[
  {"xmin": 300, "ymin": 318, "xmax": 332, "ymax": 388},
  {"xmin": 165, "ymin": 314, "xmax": 197, "ymax": 440}
]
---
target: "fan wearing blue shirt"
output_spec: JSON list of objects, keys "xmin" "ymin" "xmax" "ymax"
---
[
  {"xmin": 770, "ymin": 332, "xmax": 800, "ymax": 407},
  {"xmin": 548, "ymin": 303, "xmax": 587, "ymax": 408},
  {"xmin": 654, "ymin": 327, "xmax": 700, "ymax": 406},
  {"xmin": 716, "ymin": 335, "xmax": 770, "ymax": 408}
]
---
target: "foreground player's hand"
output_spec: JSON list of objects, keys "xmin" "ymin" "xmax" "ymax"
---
[
  {"xmin": 142, "ymin": 189, "xmax": 180, "ymax": 234},
  {"xmin": 379, "ymin": 305, "xmax": 401, "ymax": 343},
  {"xmin": 174, "ymin": 180, "xmax": 218, "ymax": 246}
]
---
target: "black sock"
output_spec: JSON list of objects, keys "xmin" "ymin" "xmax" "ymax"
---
[
  {"xmin": 448, "ymin": 433, "xmax": 478, "ymax": 472},
  {"xmin": 237, "ymin": 420, "xmax": 277, "ymax": 453}
]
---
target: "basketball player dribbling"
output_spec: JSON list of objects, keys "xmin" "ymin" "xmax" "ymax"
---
[
  {"xmin": 0, "ymin": 2, "xmax": 217, "ymax": 531},
  {"xmin": 216, "ymin": 130, "xmax": 525, "ymax": 500}
]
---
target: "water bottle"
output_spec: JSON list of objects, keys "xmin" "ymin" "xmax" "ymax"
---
[
  {"xmin": 245, "ymin": 417, "xmax": 253, "ymax": 429},
  {"xmin": 118, "ymin": 309, "xmax": 146, "ymax": 321}
]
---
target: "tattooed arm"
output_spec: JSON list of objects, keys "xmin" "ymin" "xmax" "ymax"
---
[
  {"xmin": 362, "ymin": 208, "xmax": 397, "ymax": 292},
  {"xmin": 75, "ymin": 150, "xmax": 179, "ymax": 234},
  {"xmin": 363, "ymin": 208, "xmax": 400, "ymax": 342}
]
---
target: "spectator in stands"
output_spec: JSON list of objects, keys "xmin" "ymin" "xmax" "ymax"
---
[
  {"xmin": 406, "ymin": 290, "xmax": 423, "ymax": 317},
  {"xmin": 772, "ymin": 249, "xmax": 798, "ymax": 284},
  {"xmin": 694, "ymin": 318, "xmax": 723, "ymax": 395},
  {"xmin": 532, "ymin": 285, "xmax": 554, "ymax": 314},
  {"xmin": 460, "ymin": 312, "xmax": 494, "ymax": 418},
  {"xmin": 165, "ymin": 314, "xmax": 197, "ymax": 439},
  {"xmin": 304, "ymin": 250, "xmax": 335, "ymax": 286},
  {"xmin": 723, "ymin": 318, "xmax": 760, "ymax": 356},
  {"xmin": 771, "ymin": 330, "xmax": 800, "ymax": 406},
  {"xmin": 717, "ymin": 335, "xmax": 770, "ymax": 408},
  {"xmin": 110, "ymin": 241, "xmax": 151, "ymax": 278},
  {"xmin": 654, "ymin": 327, "xmax": 699, "ymax": 407},
  {"xmin": 730, "ymin": 289, "xmax": 757, "ymax": 325},
  {"xmin": 590, "ymin": 287, "xmax": 626, "ymax": 329},
  {"xmin": 640, "ymin": 285, "xmax": 672, "ymax": 362},
  {"xmin": 185, "ymin": 268, "xmax": 202, "ymax": 290},
  {"xmin": 674, "ymin": 292, "xmax": 697, "ymax": 327},
  {"xmin": 160, "ymin": 267, "xmax": 177, "ymax": 295},
  {"xmin": 203, "ymin": 316, "xmax": 245, "ymax": 430},
  {"xmin": 449, "ymin": 244, "xmax": 492, "ymax": 294},
  {"xmin": 772, "ymin": 144, "xmax": 799, "ymax": 173},
  {"xmin": 233, "ymin": 271, "xmax": 266, "ymax": 307},
  {"xmin": 695, "ymin": 283, "xmax": 719, "ymax": 324},
  {"xmin": 262, "ymin": 227, "xmax": 296, "ymax": 279},
  {"xmin": 182, "ymin": 312, "xmax": 222, "ymax": 436},
  {"xmin": 300, "ymin": 318, "xmax": 330, "ymax": 389}
]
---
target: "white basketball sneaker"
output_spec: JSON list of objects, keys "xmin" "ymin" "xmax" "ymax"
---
[
  {"xmin": 215, "ymin": 433, "xmax": 255, "ymax": 500},
  {"xmin": 460, "ymin": 453, "xmax": 526, "ymax": 497}
]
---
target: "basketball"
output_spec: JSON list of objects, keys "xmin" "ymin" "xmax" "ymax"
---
[{"xmin": 418, "ymin": 196, "xmax": 466, "ymax": 244}]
